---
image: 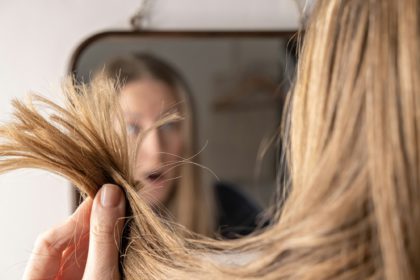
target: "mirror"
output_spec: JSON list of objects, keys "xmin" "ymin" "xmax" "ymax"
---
[{"xmin": 69, "ymin": 31, "xmax": 297, "ymax": 210}]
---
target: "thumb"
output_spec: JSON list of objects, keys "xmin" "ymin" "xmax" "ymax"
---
[{"xmin": 83, "ymin": 184, "xmax": 126, "ymax": 280}]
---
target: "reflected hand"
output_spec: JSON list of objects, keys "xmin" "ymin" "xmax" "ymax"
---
[{"xmin": 23, "ymin": 184, "xmax": 126, "ymax": 280}]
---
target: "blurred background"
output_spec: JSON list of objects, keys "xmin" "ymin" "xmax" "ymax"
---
[{"xmin": 0, "ymin": 0, "xmax": 300, "ymax": 278}]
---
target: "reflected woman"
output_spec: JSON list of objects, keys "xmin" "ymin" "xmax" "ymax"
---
[{"xmin": 100, "ymin": 54, "xmax": 261, "ymax": 238}]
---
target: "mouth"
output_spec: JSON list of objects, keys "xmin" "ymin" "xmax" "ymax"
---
[{"xmin": 145, "ymin": 171, "xmax": 165, "ymax": 185}]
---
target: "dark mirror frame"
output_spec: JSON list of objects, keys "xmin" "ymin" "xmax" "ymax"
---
[{"xmin": 68, "ymin": 29, "xmax": 297, "ymax": 210}]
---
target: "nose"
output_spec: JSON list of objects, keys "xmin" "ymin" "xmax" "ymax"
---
[{"xmin": 137, "ymin": 128, "xmax": 163, "ymax": 168}]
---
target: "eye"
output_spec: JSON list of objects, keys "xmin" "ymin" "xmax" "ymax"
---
[
  {"xmin": 160, "ymin": 121, "xmax": 179, "ymax": 133},
  {"xmin": 127, "ymin": 123, "xmax": 141, "ymax": 135}
]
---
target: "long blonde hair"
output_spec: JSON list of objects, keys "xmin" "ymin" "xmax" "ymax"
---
[
  {"xmin": 100, "ymin": 54, "xmax": 215, "ymax": 236},
  {"xmin": 0, "ymin": 0, "xmax": 418, "ymax": 279}
]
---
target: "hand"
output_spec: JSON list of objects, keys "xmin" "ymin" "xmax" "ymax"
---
[{"xmin": 23, "ymin": 184, "xmax": 126, "ymax": 280}]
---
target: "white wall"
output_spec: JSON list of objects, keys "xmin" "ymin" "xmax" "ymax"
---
[{"xmin": 0, "ymin": 1, "xmax": 299, "ymax": 278}]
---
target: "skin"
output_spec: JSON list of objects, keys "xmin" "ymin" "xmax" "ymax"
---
[
  {"xmin": 118, "ymin": 78, "xmax": 184, "ymax": 206},
  {"xmin": 23, "ymin": 184, "xmax": 126, "ymax": 280}
]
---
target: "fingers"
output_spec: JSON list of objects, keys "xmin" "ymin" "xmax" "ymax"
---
[
  {"xmin": 57, "ymin": 230, "xmax": 89, "ymax": 280},
  {"xmin": 23, "ymin": 198, "xmax": 92, "ymax": 280},
  {"xmin": 23, "ymin": 185, "xmax": 126, "ymax": 280},
  {"xmin": 83, "ymin": 184, "xmax": 126, "ymax": 280}
]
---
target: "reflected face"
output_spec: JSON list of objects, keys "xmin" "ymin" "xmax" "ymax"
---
[{"xmin": 118, "ymin": 79, "xmax": 183, "ymax": 205}]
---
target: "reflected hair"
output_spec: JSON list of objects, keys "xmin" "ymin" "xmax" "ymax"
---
[
  {"xmin": 100, "ymin": 53, "xmax": 216, "ymax": 236},
  {"xmin": 0, "ymin": 0, "xmax": 419, "ymax": 279}
]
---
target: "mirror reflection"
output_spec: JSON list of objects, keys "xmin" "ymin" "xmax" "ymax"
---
[{"xmin": 71, "ymin": 32, "xmax": 296, "ymax": 237}]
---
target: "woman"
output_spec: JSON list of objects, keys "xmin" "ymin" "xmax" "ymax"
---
[
  {"xmin": 13, "ymin": 0, "xmax": 420, "ymax": 279},
  {"xmin": 101, "ymin": 54, "xmax": 261, "ymax": 238}
]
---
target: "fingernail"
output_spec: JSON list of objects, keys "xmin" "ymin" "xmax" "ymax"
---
[{"xmin": 100, "ymin": 184, "xmax": 122, "ymax": 208}]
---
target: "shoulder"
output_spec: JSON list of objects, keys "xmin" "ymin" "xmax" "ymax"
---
[{"xmin": 214, "ymin": 181, "xmax": 263, "ymax": 239}]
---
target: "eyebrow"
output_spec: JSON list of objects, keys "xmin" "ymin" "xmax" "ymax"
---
[
  {"xmin": 123, "ymin": 112, "xmax": 143, "ymax": 119},
  {"xmin": 160, "ymin": 106, "xmax": 180, "ymax": 118},
  {"xmin": 122, "ymin": 105, "xmax": 181, "ymax": 121}
]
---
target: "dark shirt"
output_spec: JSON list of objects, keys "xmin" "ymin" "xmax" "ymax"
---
[{"xmin": 214, "ymin": 181, "xmax": 263, "ymax": 239}]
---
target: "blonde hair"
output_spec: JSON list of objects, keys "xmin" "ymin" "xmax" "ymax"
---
[
  {"xmin": 0, "ymin": 0, "xmax": 419, "ymax": 279},
  {"xmin": 100, "ymin": 54, "xmax": 215, "ymax": 236}
]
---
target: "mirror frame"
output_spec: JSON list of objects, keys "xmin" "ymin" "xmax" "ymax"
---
[
  {"xmin": 68, "ymin": 30, "xmax": 297, "ymax": 73},
  {"xmin": 68, "ymin": 29, "xmax": 297, "ymax": 210}
]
